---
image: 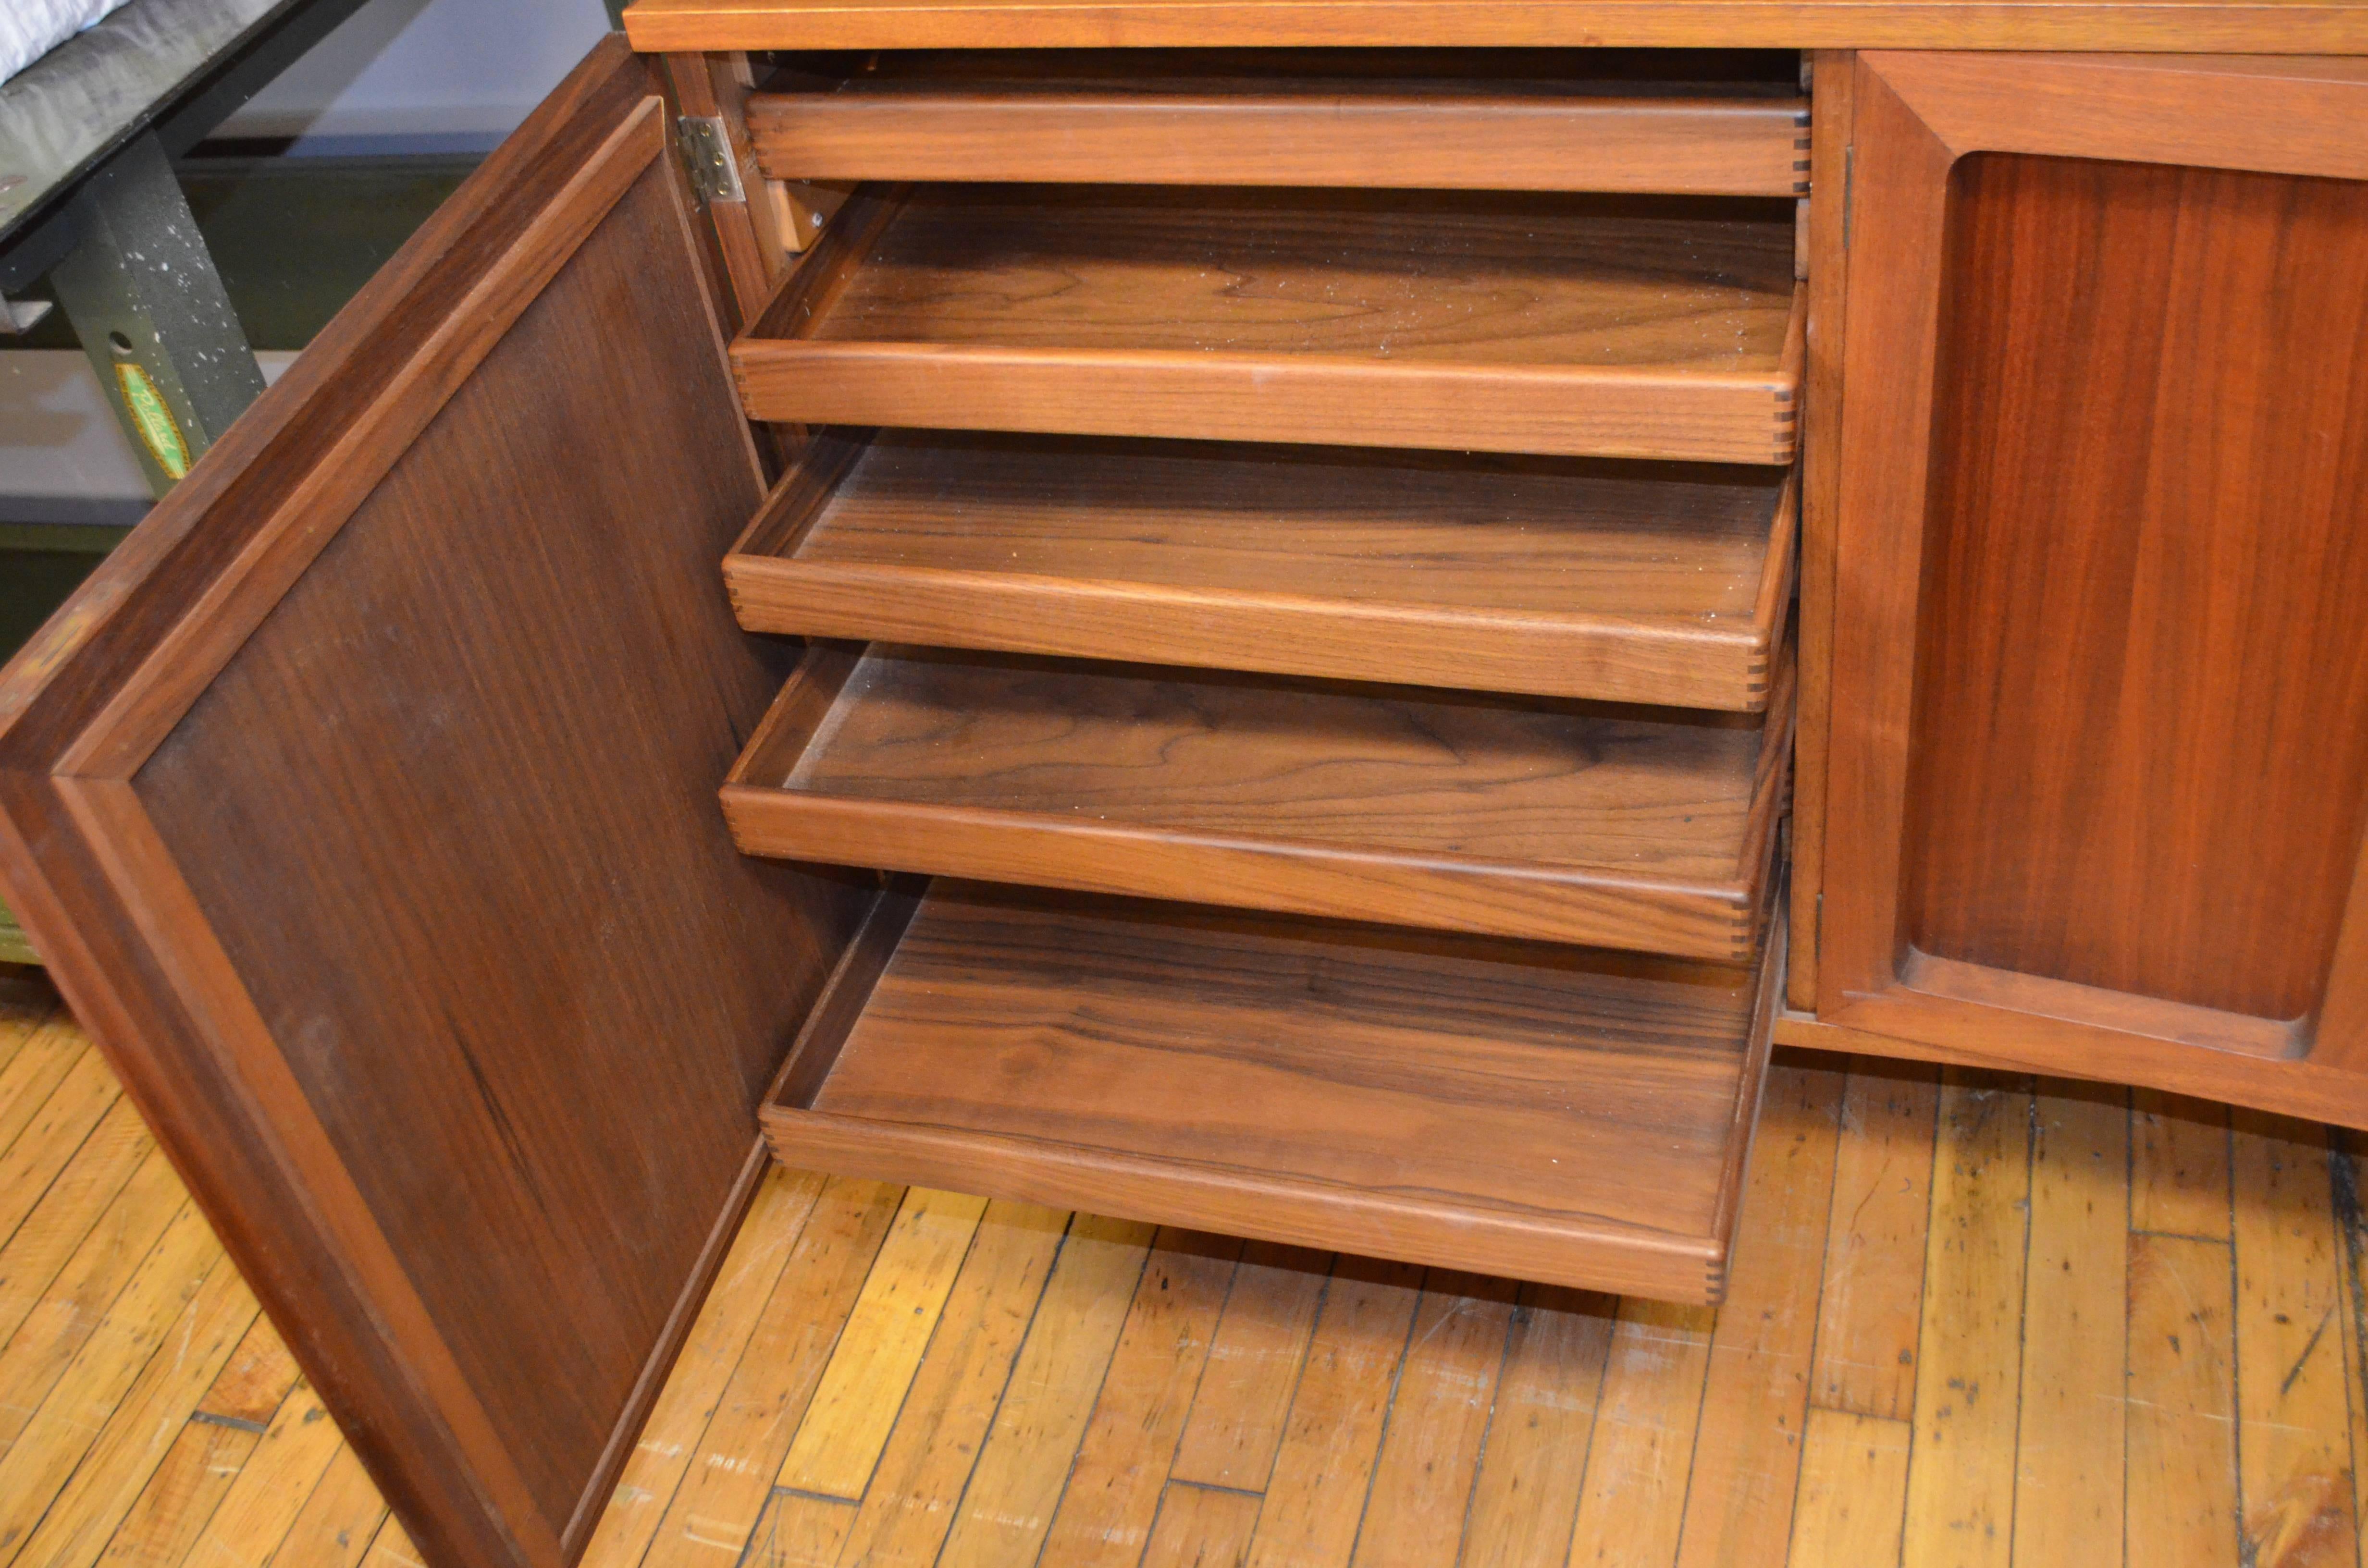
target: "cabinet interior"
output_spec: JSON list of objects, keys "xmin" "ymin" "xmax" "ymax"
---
[{"xmin": 714, "ymin": 41, "xmax": 1811, "ymax": 1306}]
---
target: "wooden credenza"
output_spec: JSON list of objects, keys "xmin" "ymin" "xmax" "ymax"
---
[{"xmin": 0, "ymin": 12, "xmax": 2363, "ymax": 1566}]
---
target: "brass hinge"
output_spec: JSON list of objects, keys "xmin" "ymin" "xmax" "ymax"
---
[{"xmin": 676, "ymin": 115, "xmax": 744, "ymax": 205}]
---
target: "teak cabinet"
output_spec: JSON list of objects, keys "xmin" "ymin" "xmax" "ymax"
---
[{"xmin": 0, "ymin": 16, "xmax": 2366, "ymax": 1568}]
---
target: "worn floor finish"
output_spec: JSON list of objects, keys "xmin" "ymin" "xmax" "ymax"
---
[{"xmin": 0, "ymin": 962, "xmax": 2364, "ymax": 1568}]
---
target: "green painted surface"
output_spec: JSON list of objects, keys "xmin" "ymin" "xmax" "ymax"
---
[
  {"xmin": 113, "ymin": 360, "xmax": 194, "ymax": 477},
  {"xmin": 0, "ymin": 901, "xmax": 34, "ymax": 966}
]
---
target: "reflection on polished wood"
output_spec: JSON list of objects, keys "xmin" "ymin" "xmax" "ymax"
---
[{"xmin": 10, "ymin": 970, "xmax": 2366, "ymax": 1567}]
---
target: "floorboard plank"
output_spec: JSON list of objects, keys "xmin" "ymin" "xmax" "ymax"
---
[
  {"xmin": 0, "ymin": 1266, "xmax": 258, "ymax": 1568},
  {"xmin": 0, "ymin": 1018, "xmax": 93, "ymax": 1174},
  {"xmin": 1899, "ymin": 1069, "xmax": 2032, "ymax": 1568},
  {"xmin": 778, "ymin": 1188, "xmax": 991, "ymax": 1502},
  {"xmin": 91, "ymin": 1420, "xmax": 259, "ymax": 1568},
  {"xmin": 2134, "ymin": 1090, "xmax": 2234, "ymax": 1241},
  {"xmin": 1566, "ymin": 1297, "xmax": 1718, "ymax": 1568},
  {"xmin": 2330, "ymin": 1133, "xmax": 2368, "ymax": 1568},
  {"xmin": 1456, "ymin": 1285, "xmax": 1614, "ymax": 1568},
  {"xmin": 0, "ymin": 1046, "xmax": 119, "ymax": 1256},
  {"xmin": 1040, "ymin": 1230, "xmax": 1241, "ymax": 1568},
  {"xmin": 189, "ymin": 1378, "xmax": 351, "ymax": 1568},
  {"xmin": 89, "ymin": 1315, "xmax": 291, "ymax": 1568},
  {"xmin": 1675, "ymin": 1059, "xmax": 1844, "ymax": 1568},
  {"xmin": 1810, "ymin": 1061, "xmax": 1939, "ymax": 1422},
  {"xmin": 2232, "ymin": 1111, "xmax": 2359, "ymax": 1568},
  {"xmin": 579, "ymin": 1165, "xmax": 825, "ymax": 1568},
  {"xmin": 1170, "ymin": 1244, "xmax": 1331, "ymax": 1493},
  {"xmin": 2012, "ymin": 1082, "xmax": 2128, "ymax": 1568},
  {"xmin": 355, "ymin": 1517, "xmax": 418, "ymax": 1568},
  {"xmin": 1350, "ymin": 1271, "xmax": 1517, "ymax": 1568},
  {"xmin": 1243, "ymin": 1258, "xmax": 1426, "ymax": 1568},
  {"xmin": 1144, "ymin": 1483, "xmax": 1261, "ymax": 1568},
  {"xmin": 639, "ymin": 1176, "xmax": 903, "ymax": 1568},
  {"xmin": 0, "ymin": 1101, "xmax": 155, "ymax": 1355},
  {"xmin": 829, "ymin": 1201, "xmax": 1070, "ymax": 1566},
  {"xmin": 740, "ymin": 1488, "xmax": 859, "ymax": 1568},
  {"xmin": 1785, "ymin": 1409, "xmax": 1909, "ymax": 1568},
  {"xmin": 0, "ymin": 1199, "xmax": 223, "ymax": 1482},
  {"xmin": 2126, "ymin": 1231, "xmax": 2239, "ymax": 1568},
  {"xmin": 939, "ymin": 1214, "xmax": 1156, "ymax": 1568},
  {"xmin": 262, "ymin": 1443, "xmax": 394, "ymax": 1568}
]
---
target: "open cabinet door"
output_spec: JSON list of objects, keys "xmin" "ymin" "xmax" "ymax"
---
[{"xmin": 0, "ymin": 37, "xmax": 873, "ymax": 1568}]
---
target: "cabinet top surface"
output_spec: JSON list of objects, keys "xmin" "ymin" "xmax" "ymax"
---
[{"xmin": 621, "ymin": 0, "xmax": 2368, "ymax": 53}]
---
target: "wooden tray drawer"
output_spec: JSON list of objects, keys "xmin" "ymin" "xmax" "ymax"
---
[
  {"xmin": 749, "ymin": 48, "xmax": 1809, "ymax": 195},
  {"xmin": 762, "ymin": 880, "xmax": 1783, "ymax": 1303},
  {"xmin": 726, "ymin": 431, "xmax": 1795, "ymax": 711},
  {"xmin": 730, "ymin": 184, "xmax": 1804, "ymax": 463},
  {"xmin": 720, "ymin": 642, "xmax": 1791, "ymax": 958}
]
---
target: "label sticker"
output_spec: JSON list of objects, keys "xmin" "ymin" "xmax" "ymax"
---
[{"xmin": 113, "ymin": 360, "xmax": 190, "ymax": 479}]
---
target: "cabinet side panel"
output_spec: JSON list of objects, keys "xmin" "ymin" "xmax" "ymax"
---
[
  {"xmin": 130, "ymin": 163, "xmax": 870, "ymax": 1531},
  {"xmin": 1904, "ymin": 152, "xmax": 2368, "ymax": 1021}
]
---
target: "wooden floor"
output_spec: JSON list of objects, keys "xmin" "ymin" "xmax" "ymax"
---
[{"xmin": 1, "ymin": 963, "xmax": 2364, "ymax": 1568}]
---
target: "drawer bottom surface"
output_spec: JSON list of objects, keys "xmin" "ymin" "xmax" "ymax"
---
[{"xmin": 760, "ymin": 879, "xmax": 1782, "ymax": 1303}]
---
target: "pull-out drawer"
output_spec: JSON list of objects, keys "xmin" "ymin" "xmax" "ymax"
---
[
  {"xmin": 721, "ymin": 643, "xmax": 1791, "ymax": 958},
  {"xmin": 761, "ymin": 879, "xmax": 1783, "ymax": 1304},
  {"xmin": 730, "ymin": 184, "xmax": 1804, "ymax": 462},
  {"xmin": 726, "ymin": 432, "xmax": 1796, "ymax": 710},
  {"xmin": 748, "ymin": 48, "xmax": 1810, "ymax": 194}
]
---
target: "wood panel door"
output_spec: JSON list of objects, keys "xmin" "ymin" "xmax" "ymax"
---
[
  {"xmin": 1815, "ymin": 53, "xmax": 2368, "ymax": 1125},
  {"xmin": 0, "ymin": 38, "xmax": 875, "ymax": 1568}
]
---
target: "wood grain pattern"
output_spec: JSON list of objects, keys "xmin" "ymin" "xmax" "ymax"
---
[
  {"xmin": 1349, "ymin": 1271, "xmax": 1516, "ymax": 1568},
  {"xmin": 724, "ymin": 645, "xmax": 1792, "ymax": 958},
  {"xmin": 938, "ymin": 1213, "xmax": 1156, "ymax": 1568},
  {"xmin": 1673, "ymin": 1059, "xmax": 1842, "ymax": 1568},
  {"xmin": 823, "ymin": 1200, "xmax": 1069, "ymax": 1567},
  {"xmin": 2011, "ymin": 1084, "xmax": 2128, "ymax": 1568},
  {"xmin": 1866, "ymin": 52, "xmax": 2368, "ymax": 184},
  {"xmin": 1787, "ymin": 1408, "xmax": 1912, "ymax": 1566},
  {"xmin": 1037, "ymin": 1229, "xmax": 1241, "ymax": 1568},
  {"xmin": 1456, "ymin": 1285, "xmax": 1616, "ymax": 1568},
  {"xmin": 2230, "ymin": 1112, "xmax": 2359, "ymax": 1565},
  {"xmin": 1899, "ymin": 1070, "xmax": 2031, "ymax": 1568},
  {"xmin": 1166, "ymin": 1243, "xmax": 1328, "ymax": 1493},
  {"xmin": 1814, "ymin": 50, "xmax": 2368, "ymax": 1129},
  {"xmin": 578, "ymin": 1165, "xmax": 825, "ymax": 1568},
  {"xmin": 0, "ymin": 38, "xmax": 873, "ymax": 1568},
  {"xmin": 760, "ymin": 882, "xmax": 1784, "ymax": 1304},
  {"xmin": 1242, "ymin": 1259, "xmax": 1426, "ymax": 1568},
  {"xmin": 1808, "ymin": 1061, "xmax": 1938, "ymax": 1422},
  {"xmin": 726, "ymin": 432, "xmax": 1792, "ymax": 710},
  {"xmin": 1902, "ymin": 150, "xmax": 2368, "ymax": 1024},
  {"xmin": 2126, "ymin": 1232, "xmax": 2241, "ymax": 1568},
  {"xmin": 1787, "ymin": 46, "xmax": 1850, "ymax": 1011},
  {"xmin": 1142, "ymin": 1484, "xmax": 1260, "ymax": 1568},
  {"xmin": 2134, "ymin": 1089, "xmax": 2232, "ymax": 1240},
  {"xmin": 624, "ymin": 0, "xmax": 2368, "ymax": 52},
  {"xmin": 776, "ymin": 1187, "xmax": 988, "ymax": 1499},
  {"xmin": 732, "ymin": 184, "xmax": 1801, "ymax": 463},
  {"xmin": 1565, "ymin": 1296, "xmax": 1717, "ymax": 1566},
  {"xmin": 632, "ymin": 1176, "xmax": 903, "ymax": 1568},
  {"xmin": 748, "ymin": 75, "xmax": 1809, "ymax": 194},
  {"xmin": 32, "ymin": 992, "xmax": 2368, "ymax": 1568}
]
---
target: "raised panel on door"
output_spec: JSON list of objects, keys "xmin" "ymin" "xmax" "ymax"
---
[
  {"xmin": 0, "ymin": 37, "xmax": 874, "ymax": 1568},
  {"xmin": 1810, "ymin": 51, "xmax": 2368, "ymax": 1126}
]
